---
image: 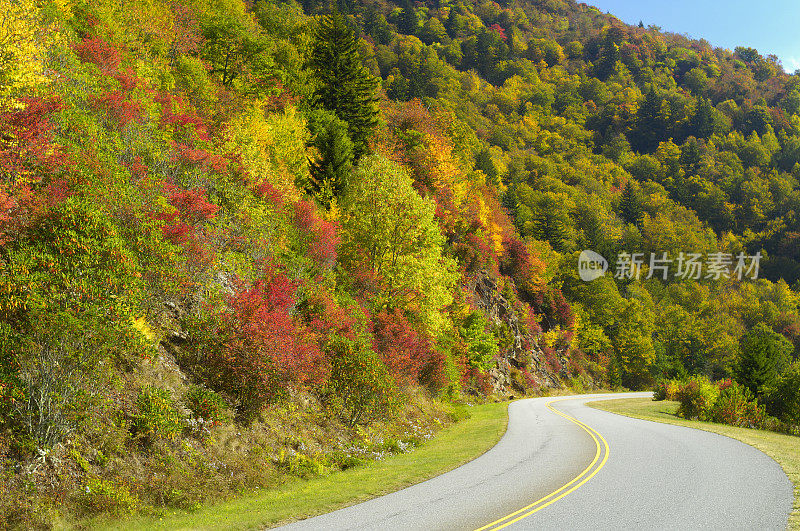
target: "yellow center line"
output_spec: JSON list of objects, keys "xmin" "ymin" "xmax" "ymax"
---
[{"xmin": 475, "ymin": 399, "xmax": 611, "ymax": 531}]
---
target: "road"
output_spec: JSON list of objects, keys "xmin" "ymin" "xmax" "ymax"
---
[{"xmin": 279, "ymin": 392, "xmax": 793, "ymax": 530}]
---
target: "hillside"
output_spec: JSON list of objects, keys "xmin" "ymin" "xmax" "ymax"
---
[{"xmin": 0, "ymin": 0, "xmax": 799, "ymax": 525}]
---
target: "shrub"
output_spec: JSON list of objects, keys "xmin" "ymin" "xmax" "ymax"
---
[
  {"xmin": 324, "ymin": 334, "xmax": 399, "ymax": 428},
  {"xmin": 459, "ymin": 311, "xmax": 499, "ymax": 372},
  {"xmin": 189, "ymin": 269, "xmax": 326, "ymax": 420},
  {"xmin": 653, "ymin": 379, "xmax": 679, "ymax": 401},
  {"xmin": 372, "ymin": 309, "xmax": 445, "ymax": 390},
  {"xmin": 709, "ymin": 382, "xmax": 766, "ymax": 428},
  {"xmin": 78, "ymin": 478, "xmax": 138, "ymax": 516},
  {"xmin": 183, "ymin": 385, "xmax": 228, "ymax": 424},
  {"xmin": 273, "ymin": 449, "xmax": 329, "ymax": 478},
  {"xmin": 675, "ymin": 376, "xmax": 719, "ymax": 420},
  {"xmin": 132, "ymin": 387, "xmax": 183, "ymax": 441}
]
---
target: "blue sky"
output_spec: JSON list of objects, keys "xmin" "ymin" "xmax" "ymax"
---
[{"xmin": 586, "ymin": 0, "xmax": 800, "ymax": 73}]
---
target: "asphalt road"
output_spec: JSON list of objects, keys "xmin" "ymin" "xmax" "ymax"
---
[{"xmin": 278, "ymin": 392, "xmax": 793, "ymax": 530}]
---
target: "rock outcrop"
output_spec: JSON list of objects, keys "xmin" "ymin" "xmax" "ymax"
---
[{"xmin": 470, "ymin": 273, "xmax": 563, "ymax": 394}]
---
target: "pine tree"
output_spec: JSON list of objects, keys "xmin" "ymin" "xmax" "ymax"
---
[
  {"xmin": 689, "ymin": 96, "xmax": 714, "ymax": 139},
  {"xmin": 308, "ymin": 10, "xmax": 379, "ymax": 161},
  {"xmin": 306, "ymin": 108, "xmax": 354, "ymax": 206},
  {"xmin": 619, "ymin": 181, "xmax": 643, "ymax": 226},
  {"xmin": 398, "ymin": 0, "xmax": 419, "ymax": 35},
  {"xmin": 631, "ymin": 85, "xmax": 663, "ymax": 152},
  {"xmin": 736, "ymin": 323, "xmax": 793, "ymax": 397}
]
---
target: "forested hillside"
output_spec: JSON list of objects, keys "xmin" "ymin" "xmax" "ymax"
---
[{"xmin": 1, "ymin": 0, "xmax": 799, "ymax": 524}]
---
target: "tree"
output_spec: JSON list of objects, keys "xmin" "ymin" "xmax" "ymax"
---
[
  {"xmin": 631, "ymin": 85, "xmax": 665, "ymax": 152},
  {"xmin": 419, "ymin": 18, "xmax": 449, "ymax": 45},
  {"xmin": 613, "ymin": 298, "xmax": 656, "ymax": 389},
  {"xmin": 743, "ymin": 105, "xmax": 773, "ymax": 136},
  {"xmin": 339, "ymin": 155, "xmax": 457, "ymax": 333},
  {"xmin": 765, "ymin": 362, "xmax": 800, "ymax": 426},
  {"xmin": 523, "ymin": 192, "xmax": 574, "ymax": 253},
  {"xmin": 619, "ymin": 181, "xmax": 643, "ymax": 226},
  {"xmin": 736, "ymin": 323, "xmax": 793, "ymax": 397},
  {"xmin": 201, "ymin": 11, "xmax": 273, "ymax": 90},
  {"xmin": 0, "ymin": 0, "xmax": 50, "ymax": 109},
  {"xmin": 308, "ymin": 10, "xmax": 379, "ymax": 160},
  {"xmin": 398, "ymin": 0, "xmax": 419, "ymax": 36},
  {"xmin": 306, "ymin": 108, "xmax": 354, "ymax": 205},
  {"xmin": 688, "ymin": 97, "xmax": 715, "ymax": 139}
]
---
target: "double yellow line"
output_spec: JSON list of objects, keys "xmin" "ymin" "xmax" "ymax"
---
[{"xmin": 475, "ymin": 399, "xmax": 610, "ymax": 531}]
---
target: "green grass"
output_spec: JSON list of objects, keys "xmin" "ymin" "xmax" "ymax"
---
[
  {"xmin": 589, "ymin": 398, "xmax": 800, "ymax": 530},
  {"xmin": 92, "ymin": 401, "xmax": 509, "ymax": 530}
]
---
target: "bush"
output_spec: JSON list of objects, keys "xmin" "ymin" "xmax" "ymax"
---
[
  {"xmin": 324, "ymin": 334, "xmax": 399, "ymax": 428},
  {"xmin": 675, "ymin": 376, "xmax": 719, "ymax": 420},
  {"xmin": 708, "ymin": 381, "xmax": 766, "ymax": 428},
  {"xmin": 183, "ymin": 385, "xmax": 228, "ymax": 425},
  {"xmin": 273, "ymin": 449, "xmax": 329, "ymax": 478},
  {"xmin": 132, "ymin": 387, "xmax": 183, "ymax": 442},
  {"xmin": 188, "ymin": 269, "xmax": 326, "ymax": 421},
  {"xmin": 78, "ymin": 478, "xmax": 139, "ymax": 516},
  {"xmin": 652, "ymin": 379, "xmax": 679, "ymax": 401}
]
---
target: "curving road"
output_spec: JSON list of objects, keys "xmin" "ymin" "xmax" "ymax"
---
[{"xmin": 279, "ymin": 393, "xmax": 793, "ymax": 530}]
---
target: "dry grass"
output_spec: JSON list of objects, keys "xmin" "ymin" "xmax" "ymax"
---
[{"xmin": 89, "ymin": 400, "xmax": 509, "ymax": 530}]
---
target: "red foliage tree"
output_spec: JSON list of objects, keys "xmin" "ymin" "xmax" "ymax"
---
[
  {"xmin": 299, "ymin": 287, "xmax": 358, "ymax": 341},
  {"xmin": 489, "ymin": 23, "xmax": 507, "ymax": 42},
  {"xmin": 253, "ymin": 180, "xmax": 284, "ymax": 207},
  {"xmin": 166, "ymin": 186, "xmax": 219, "ymax": 224},
  {"xmin": 89, "ymin": 90, "xmax": 143, "ymax": 127}
]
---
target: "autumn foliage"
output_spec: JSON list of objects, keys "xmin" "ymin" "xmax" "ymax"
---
[{"xmin": 193, "ymin": 269, "xmax": 326, "ymax": 418}]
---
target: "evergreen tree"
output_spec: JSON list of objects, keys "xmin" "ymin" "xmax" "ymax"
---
[
  {"xmin": 529, "ymin": 194, "xmax": 572, "ymax": 252},
  {"xmin": 398, "ymin": 0, "xmax": 419, "ymax": 35},
  {"xmin": 619, "ymin": 181, "xmax": 643, "ymax": 225},
  {"xmin": 308, "ymin": 10, "xmax": 379, "ymax": 160},
  {"xmin": 631, "ymin": 85, "xmax": 663, "ymax": 152},
  {"xmin": 306, "ymin": 108, "xmax": 354, "ymax": 206},
  {"xmin": 688, "ymin": 97, "xmax": 714, "ymax": 139},
  {"xmin": 736, "ymin": 323, "xmax": 793, "ymax": 397}
]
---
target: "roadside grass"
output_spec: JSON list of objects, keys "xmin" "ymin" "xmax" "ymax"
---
[
  {"xmin": 89, "ymin": 401, "xmax": 509, "ymax": 531},
  {"xmin": 590, "ymin": 398, "xmax": 800, "ymax": 530}
]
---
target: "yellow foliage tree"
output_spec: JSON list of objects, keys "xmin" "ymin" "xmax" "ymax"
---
[{"xmin": 0, "ymin": 0, "xmax": 52, "ymax": 109}]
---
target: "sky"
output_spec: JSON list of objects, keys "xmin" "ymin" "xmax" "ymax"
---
[{"xmin": 585, "ymin": 0, "xmax": 800, "ymax": 73}]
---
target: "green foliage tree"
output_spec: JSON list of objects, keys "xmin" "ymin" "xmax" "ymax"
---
[
  {"xmin": 460, "ymin": 311, "xmax": 499, "ymax": 371},
  {"xmin": 324, "ymin": 334, "xmax": 398, "ymax": 427},
  {"xmin": 764, "ymin": 362, "xmax": 800, "ymax": 426},
  {"xmin": 398, "ymin": 0, "xmax": 419, "ymax": 36},
  {"xmin": 688, "ymin": 97, "xmax": 715, "ymax": 139},
  {"xmin": 631, "ymin": 86, "xmax": 666, "ymax": 153},
  {"xmin": 736, "ymin": 323, "xmax": 793, "ymax": 397},
  {"xmin": 308, "ymin": 10, "xmax": 379, "ymax": 159},
  {"xmin": 201, "ymin": 10, "xmax": 273, "ymax": 90}
]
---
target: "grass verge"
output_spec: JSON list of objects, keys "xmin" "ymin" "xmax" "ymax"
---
[
  {"xmin": 90, "ymin": 401, "xmax": 509, "ymax": 531},
  {"xmin": 589, "ymin": 397, "xmax": 799, "ymax": 530}
]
